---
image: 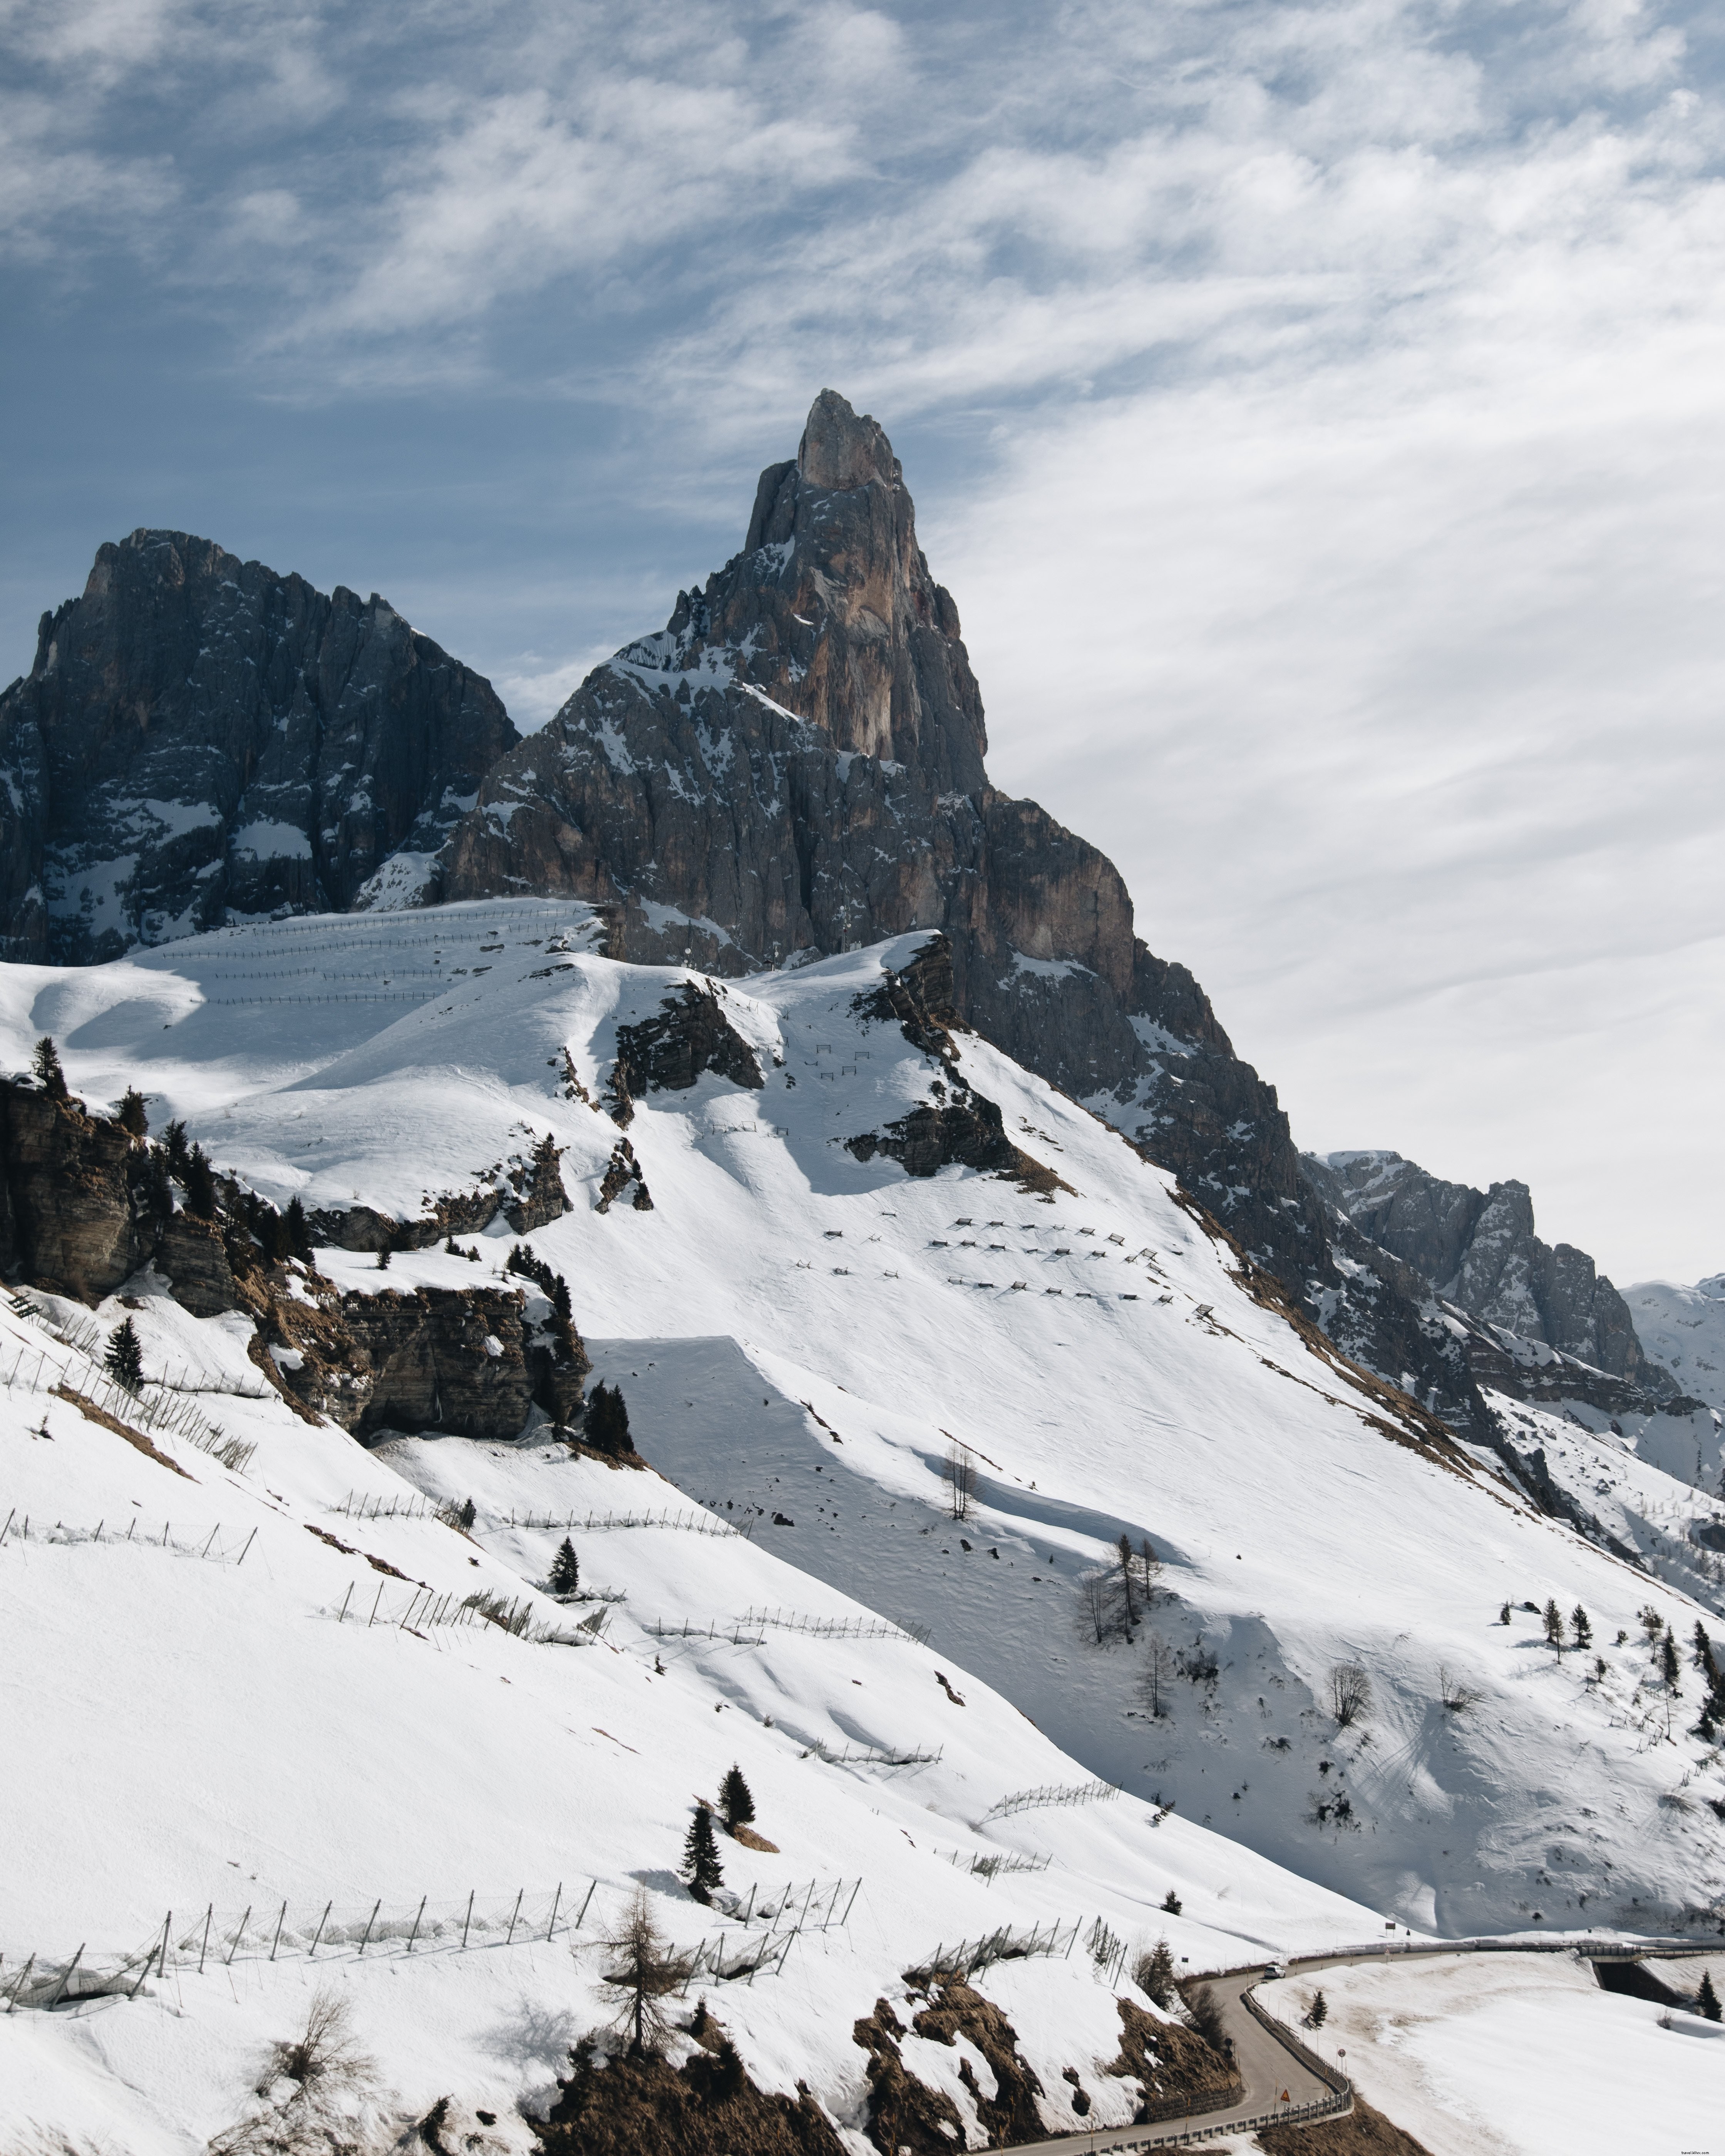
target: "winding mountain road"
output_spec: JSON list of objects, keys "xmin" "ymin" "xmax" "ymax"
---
[{"xmin": 1015, "ymin": 1933, "xmax": 1705, "ymax": 2153}]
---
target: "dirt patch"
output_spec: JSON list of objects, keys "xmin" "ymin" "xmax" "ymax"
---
[
  {"xmin": 51, "ymin": 1383, "xmax": 194, "ymax": 1480},
  {"xmin": 1254, "ymin": 2091, "xmax": 1436, "ymax": 2156},
  {"xmin": 908, "ymin": 1979, "xmax": 1046, "ymax": 2144},
  {"xmin": 732, "ymin": 1825, "xmax": 780, "ymax": 1853},
  {"xmin": 534, "ymin": 2039, "xmax": 843, "ymax": 2156},
  {"xmin": 851, "ymin": 1999, "xmax": 970, "ymax": 2156},
  {"xmin": 1110, "ymin": 1998, "xmax": 1241, "ymax": 2121}
]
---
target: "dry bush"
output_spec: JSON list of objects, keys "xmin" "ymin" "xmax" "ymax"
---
[
  {"xmin": 207, "ymin": 1988, "xmax": 380, "ymax": 2155},
  {"xmin": 1329, "ymin": 1662, "xmax": 1373, "ymax": 1728}
]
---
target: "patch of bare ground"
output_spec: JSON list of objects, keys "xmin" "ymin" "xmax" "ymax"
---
[
  {"xmin": 1253, "ymin": 2092, "xmax": 1436, "ymax": 2156},
  {"xmin": 1111, "ymin": 1998, "xmax": 1241, "ymax": 2122},
  {"xmin": 903, "ymin": 1980, "xmax": 1047, "ymax": 2143},
  {"xmin": 533, "ymin": 2034, "xmax": 843, "ymax": 2156}
]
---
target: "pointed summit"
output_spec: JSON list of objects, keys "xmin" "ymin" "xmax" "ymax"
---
[{"xmin": 796, "ymin": 389, "xmax": 901, "ymax": 492}]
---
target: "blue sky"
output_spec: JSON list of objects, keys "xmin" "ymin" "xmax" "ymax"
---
[{"xmin": 3, "ymin": 0, "xmax": 1722, "ymax": 1281}]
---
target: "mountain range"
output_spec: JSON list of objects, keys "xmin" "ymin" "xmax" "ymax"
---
[
  {"xmin": 2, "ymin": 390, "xmax": 1721, "ymax": 2150},
  {"xmin": 8, "ymin": 392, "xmax": 1703, "ymax": 1483}
]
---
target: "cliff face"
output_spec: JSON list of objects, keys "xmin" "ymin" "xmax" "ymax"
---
[
  {"xmin": 0, "ymin": 1075, "xmax": 587, "ymax": 1442},
  {"xmin": 0, "ymin": 530, "xmax": 518, "ymax": 962},
  {"xmin": 1304, "ymin": 1150, "xmax": 1674, "ymax": 1403}
]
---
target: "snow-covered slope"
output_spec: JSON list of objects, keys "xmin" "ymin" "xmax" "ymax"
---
[
  {"xmin": 4, "ymin": 903, "xmax": 1725, "ymax": 2144},
  {"xmin": 1627, "ymin": 1275, "xmax": 1725, "ymax": 1416}
]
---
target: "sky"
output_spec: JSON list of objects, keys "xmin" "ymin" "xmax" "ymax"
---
[{"xmin": 2, "ymin": 0, "xmax": 1721, "ymax": 1286}]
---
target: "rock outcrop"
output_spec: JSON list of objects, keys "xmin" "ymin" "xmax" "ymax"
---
[
  {"xmin": 0, "ymin": 529, "xmax": 517, "ymax": 961},
  {"xmin": 1304, "ymin": 1150, "xmax": 1675, "ymax": 1407},
  {"xmin": 0, "ymin": 1074, "xmax": 588, "ymax": 1441}
]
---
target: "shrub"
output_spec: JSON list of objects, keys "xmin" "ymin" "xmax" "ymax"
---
[
  {"xmin": 1182, "ymin": 1981, "xmax": 1227, "ymax": 2052},
  {"xmin": 1329, "ymin": 1662, "xmax": 1372, "ymax": 1727}
]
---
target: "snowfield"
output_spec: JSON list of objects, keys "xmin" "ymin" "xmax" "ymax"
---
[
  {"xmin": 1255, "ymin": 1950, "xmax": 1724, "ymax": 2156},
  {"xmin": 3, "ymin": 902, "xmax": 1723, "ymax": 2148}
]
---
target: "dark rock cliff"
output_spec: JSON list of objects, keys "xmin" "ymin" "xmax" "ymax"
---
[
  {"xmin": 0, "ymin": 1075, "xmax": 587, "ymax": 1441},
  {"xmin": 0, "ymin": 529, "xmax": 517, "ymax": 962},
  {"xmin": 1303, "ymin": 1150, "xmax": 1674, "ymax": 1407}
]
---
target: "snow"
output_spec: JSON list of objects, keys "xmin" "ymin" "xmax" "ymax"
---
[
  {"xmin": 1628, "ymin": 1275, "xmax": 1725, "ymax": 1415},
  {"xmin": 1255, "ymin": 1951, "xmax": 1725, "ymax": 2156},
  {"xmin": 5, "ymin": 903, "xmax": 1725, "ymax": 2145},
  {"xmin": 229, "ymin": 819, "xmax": 314, "ymax": 861}
]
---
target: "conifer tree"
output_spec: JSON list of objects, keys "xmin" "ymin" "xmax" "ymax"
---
[
  {"xmin": 1698, "ymin": 1970, "xmax": 1722, "ymax": 2023},
  {"xmin": 549, "ymin": 1537, "xmax": 580, "ymax": 1597},
  {"xmin": 184, "ymin": 1146, "xmax": 218, "ymax": 1217},
  {"xmin": 1306, "ymin": 1990, "xmax": 1328, "ymax": 2029},
  {"xmin": 1134, "ymin": 1937, "xmax": 1177, "ymax": 2007},
  {"xmin": 1662, "ymin": 1628, "xmax": 1681, "ymax": 1691},
  {"xmin": 1499, "ymin": 1602, "xmax": 1512, "ymax": 1625},
  {"xmin": 682, "ymin": 1801, "xmax": 724, "ymax": 1904},
  {"xmin": 600, "ymin": 1887, "xmax": 694, "ymax": 2057},
  {"xmin": 32, "ymin": 1036, "xmax": 68, "ymax": 1100},
  {"xmin": 1693, "ymin": 1622, "xmax": 1720, "ymax": 1687},
  {"xmin": 285, "ymin": 1195, "xmax": 312, "ymax": 1260},
  {"xmin": 720, "ymin": 1764, "xmax": 755, "ymax": 1832},
  {"xmin": 1571, "ymin": 1606, "xmax": 1591, "ymax": 1650},
  {"xmin": 585, "ymin": 1381, "xmax": 633, "ymax": 1454},
  {"xmin": 105, "ymin": 1317, "xmax": 144, "ymax": 1392},
  {"xmin": 163, "ymin": 1120, "xmax": 190, "ymax": 1176},
  {"xmin": 117, "ymin": 1087, "xmax": 148, "ymax": 1140},
  {"xmin": 1543, "ymin": 1599, "xmax": 1564, "ymax": 1653},
  {"xmin": 1162, "ymin": 1888, "xmax": 1182, "ymax": 1915}
]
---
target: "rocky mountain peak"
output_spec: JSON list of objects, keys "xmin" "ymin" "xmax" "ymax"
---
[
  {"xmin": 0, "ymin": 529, "xmax": 517, "ymax": 962},
  {"xmin": 795, "ymin": 386, "xmax": 902, "ymax": 491},
  {"xmin": 650, "ymin": 389, "xmax": 978, "ymax": 779}
]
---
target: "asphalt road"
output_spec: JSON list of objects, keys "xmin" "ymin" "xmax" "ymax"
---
[{"xmin": 1012, "ymin": 1962, "xmax": 1338, "ymax": 2153}]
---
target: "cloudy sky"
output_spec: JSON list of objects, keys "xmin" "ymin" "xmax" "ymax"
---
[{"xmin": 3, "ymin": 0, "xmax": 1720, "ymax": 1284}]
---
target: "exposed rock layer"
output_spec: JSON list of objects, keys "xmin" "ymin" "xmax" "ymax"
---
[
  {"xmin": 0, "ymin": 529, "xmax": 516, "ymax": 961},
  {"xmin": 0, "ymin": 1076, "xmax": 587, "ymax": 1440},
  {"xmin": 1304, "ymin": 1150, "xmax": 1673, "ymax": 1406}
]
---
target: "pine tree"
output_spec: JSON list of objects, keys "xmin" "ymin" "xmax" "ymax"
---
[
  {"xmin": 1134, "ymin": 1937, "xmax": 1177, "ymax": 2006},
  {"xmin": 1499, "ymin": 1602, "xmax": 1512, "ymax": 1625},
  {"xmin": 32, "ymin": 1036, "xmax": 69, "ymax": 1100},
  {"xmin": 117, "ymin": 1087, "xmax": 148, "ymax": 1140},
  {"xmin": 1662, "ymin": 1628, "xmax": 1681, "ymax": 1692},
  {"xmin": 1698, "ymin": 1970, "xmax": 1722, "ymax": 2023},
  {"xmin": 585, "ymin": 1381, "xmax": 634, "ymax": 1455},
  {"xmin": 458, "ymin": 1497, "xmax": 476, "ymax": 1530},
  {"xmin": 549, "ymin": 1537, "xmax": 580, "ymax": 1597},
  {"xmin": 1543, "ymin": 1599, "xmax": 1565, "ymax": 1653},
  {"xmin": 720, "ymin": 1764, "xmax": 755, "ymax": 1832},
  {"xmin": 285, "ymin": 1195, "xmax": 312, "ymax": 1260},
  {"xmin": 682, "ymin": 1802, "xmax": 724, "ymax": 1904},
  {"xmin": 163, "ymin": 1120, "xmax": 190, "ymax": 1176},
  {"xmin": 1162, "ymin": 1888, "xmax": 1182, "ymax": 1915},
  {"xmin": 183, "ymin": 1143, "xmax": 218, "ymax": 1218},
  {"xmin": 1306, "ymin": 1990, "xmax": 1328, "ymax": 2029},
  {"xmin": 1571, "ymin": 1606, "xmax": 1591, "ymax": 1650},
  {"xmin": 1693, "ymin": 1622, "xmax": 1719, "ymax": 1687},
  {"xmin": 105, "ymin": 1317, "xmax": 144, "ymax": 1392}
]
